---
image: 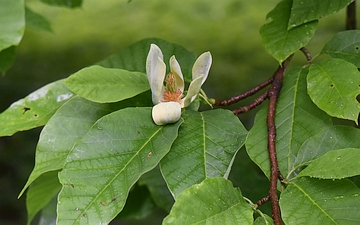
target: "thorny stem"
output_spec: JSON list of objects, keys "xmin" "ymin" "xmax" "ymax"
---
[
  {"xmin": 214, "ymin": 77, "xmax": 274, "ymax": 106},
  {"xmin": 232, "ymin": 91, "xmax": 269, "ymax": 115},
  {"xmin": 267, "ymin": 56, "xmax": 292, "ymax": 225},
  {"xmin": 346, "ymin": 0, "xmax": 356, "ymax": 30}
]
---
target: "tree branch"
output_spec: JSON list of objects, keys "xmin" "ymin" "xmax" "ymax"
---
[
  {"xmin": 232, "ymin": 91, "xmax": 269, "ymax": 115},
  {"xmin": 267, "ymin": 56, "xmax": 292, "ymax": 225}
]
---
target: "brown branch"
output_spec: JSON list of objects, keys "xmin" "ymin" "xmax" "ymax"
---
[
  {"xmin": 256, "ymin": 195, "xmax": 270, "ymax": 207},
  {"xmin": 346, "ymin": 0, "xmax": 356, "ymax": 30},
  {"xmin": 267, "ymin": 56, "xmax": 292, "ymax": 225},
  {"xmin": 214, "ymin": 77, "xmax": 274, "ymax": 106},
  {"xmin": 300, "ymin": 47, "xmax": 312, "ymax": 64},
  {"xmin": 231, "ymin": 91, "xmax": 269, "ymax": 115}
]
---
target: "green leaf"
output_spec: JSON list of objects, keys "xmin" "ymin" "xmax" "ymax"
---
[
  {"xmin": 0, "ymin": 80, "xmax": 74, "ymax": 137},
  {"xmin": 322, "ymin": 30, "xmax": 360, "ymax": 67},
  {"xmin": 294, "ymin": 125, "xmax": 360, "ymax": 171},
  {"xmin": 253, "ymin": 214, "xmax": 274, "ymax": 225},
  {"xmin": 163, "ymin": 178, "xmax": 253, "ymax": 225},
  {"xmin": 36, "ymin": 193, "xmax": 57, "ymax": 225},
  {"xmin": 97, "ymin": 38, "xmax": 196, "ymax": 82},
  {"xmin": 280, "ymin": 177, "xmax": 360, "ymax": 225},
  {"xmin": 139, "ymin": 166, "xmax": 174, "ymax": 212},
  {"xmin": 288, "ymin": 0, "xmax": 352, "ymax": 29},
  {"xmin": 297, "ymin": 148, "xmax": 360, "ymax": 179},
  {"xmin": 25, "ymin": 7, "xmax": 52, "ymax": 32},
  {"xmin": 161, "ymin": 109, "xmax": 247, "ymax": 198},
  {"xmin": 57, "ymin": 108, "xmax": 182, "ymax": 225},
  {"xmin": 64, "ymin": 65, "xmax": 150, "ymax": 103},
  {"xmin": 259, "ymin": 0, "xmax": 318, "ymax": 63},
  {"xmin": 307, "ymin": 58, "xmax": 360, "ymax": 124},
  {"xmin": 0, "ymin": 0, "xmax": 25, "ymax": 51},
  {"xmin": 246, "ymin": 67, "xmax": 332, "ymax": 179},
  {"xmin": 26, "ymin": 171, "xmax": 61, "ymax": 225},
  {"xmin": 40, "ymin": 0, "xmax": 82, "ymax": 8},
  {"xmin": 0, "ymin": 46, "xmax": 16, "ymax": 75}
]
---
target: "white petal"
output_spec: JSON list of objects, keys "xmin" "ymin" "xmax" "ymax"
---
[
  {"xmin": 146, "ymin": 44, "xmax": 166, "ymax": 104},
  {"xmin": 192, "ymin": 52, "xmax": 212, "ymax": 85},
  {"xmin": 169, "ymin": 56, "xmax": 185, "ymax": 92},
  {"xmin": 152, "ymin": 102, "xmax": 182, "ymax": 125},
  {"xmin": 181, "ymin": 75, "xmax": 203, "ymax": 107}
]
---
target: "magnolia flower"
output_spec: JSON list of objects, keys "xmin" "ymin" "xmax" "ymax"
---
[{"xmin": 146, "ymin": 44, "xmax": 212, "ymax": 125}]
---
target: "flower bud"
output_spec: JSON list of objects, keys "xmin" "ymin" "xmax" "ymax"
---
[{"xmin": 152, "ymin": 102, "xmax": 181, "ymax": 125}]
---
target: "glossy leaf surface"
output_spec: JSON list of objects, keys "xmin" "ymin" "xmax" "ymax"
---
[
  {"xmin": 322, "ymin": 30, "xmax": 360, "ymax": 67},
  {"xmin": 297, "ymin": 148, "xmax": 360, "ymax": 179},
  {"xmin": 288, "ymin": 0, "xmax": 352, "ymax": 29},
  {"xmin": 307, "ymin": 58, "xmax": 360, "ymax": 124},
  {"xmin": 163, "ymin": 178, "xmax": 253, "ymax": 225},
  {"xmin": 161, "ymin": 109, "xmax": 247, "ymax": 198},
  {"xmin": 19, "ymin": 96, "xmax": 115, "ymax": 196},
  {"xmin": 246, "ymin": 67, "xmax": 332, "ymax": 178},
  {"xmin": 0, "ymin": 0, "xmax": 24, "ymax": 51},
  {"xmin": 0, "ymin": 80, "xmax": 74, "ymax": 136},
  {"xmin": 64, "ymin": 65, "xmax": 149, "ymax": 103},
  {"xmin": 260, "ymin": 0, "xmax": 318, "ymax": 63},
  {"xmin": 294, "ymin": 125, "xmax": 360, "ymax": 170},
  {"xmin": 280, "ymin": 177, "xmax": 360, "ymax": 225},
  {"xmin": 57, "ymin": 108, "xmax": 182, "ymax": 225}
]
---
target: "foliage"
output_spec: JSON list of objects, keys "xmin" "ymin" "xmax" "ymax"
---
[{"xmin": 0, "ymin": 0, "xmax": 360, "ymax": 224}]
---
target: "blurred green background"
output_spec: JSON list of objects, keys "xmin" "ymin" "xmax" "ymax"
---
[{"xmin": 0, "ymin": 0, "xmax": 353, "ymax": 224}]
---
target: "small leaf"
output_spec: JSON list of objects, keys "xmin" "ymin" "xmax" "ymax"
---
[
  {"xmin": 307, "ymin": 58, "xmax": 360, "ymax": 124},
  {"xmin": 161, "ymin": 109, "xmax": 247, "ymax": 198},
  {"xmin": 57, "ymin": 108, "xmax": 182, "ymax": 225},
  {"xmin": 163, "ymin": 178, "xmax": 253, "ymax": 225},
  {"xmin": 288, "ymin": 0, "xmax": 352, "ymax": 29},
  {"xmin": 294, "ymin": 125, "xmax": 360, "ymax": 169},
  {"xmin": 297, "ymin": 148, "xmax": 360, "ymax": 179},
  {"xmin": 25, "ymin": 7, "xmax": 52, "ymax": 32},
  {"xmin": 280, "ymin": 177, "xmax": 360, "ymax": 225},
  {"xmin": 18, "ymin": 96, "xmax": 116, "ymax": 197},
  {"xmin": 246, "ymin": 67, "xmax": 332, "ymax": 178},
  {"xmin": 64, "ymin": 65, "xmax": 150, "ymax": 103},
  {"xmin": 40, "ymin": 0, "xmax": 82, "ymax": 8},
  {"xmin": 253, "ymin": 214, "xmax": 274, "ymax": 225},
  {"xmin": 97, "ymin": 38, "xmax": 196, "ymax": 82},
  {"xmin": 26, "ymin": 171, "xmax": 61, "ymax": 225},
  {"xmin": 0, "ymin": 0, "xmax": 25, "ymax": 51},
  {"xmin": 0, "ymin": 79, "xmax": 74, "ymax": 137},
  {"xmin": 139, "ymin": 166, "xmax": 174, "ymax": 212},
  {"xmin": 260, "ymin": 0, "xmax": 318, "ymax": 63},
  {"xmin": 0, "ymin": 46, "xmax": 16, "ymax": 75},
  {"xmin": 322, "ymin": 30, "xmax": 360, "ymax": 67}
]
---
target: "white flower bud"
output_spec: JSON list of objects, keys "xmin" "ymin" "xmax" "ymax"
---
[{"xmin": 152, "ymin": 102, "xmax": 181, "ymax": 125}]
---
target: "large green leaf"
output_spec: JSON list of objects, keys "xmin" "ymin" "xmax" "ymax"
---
[
  {"xmin": 40, "ymin": 0, "xmax": 82, "ymax": 8},
  {"xmin": 246, "ymin": 67, "xmax": 332, "ymax": 179},
  {"xmin": 0, "ymin": 0, "xmax": 25, "ymax": 51},
  {"xmin": 294, "ymin": 125, "xmax": 360, "ymax": 170},
  {"xmin": 297, "ymin": 148, "xmax": 360, "ymax": 179},
  {"xmin": 163, "ymin": 178, "xmax": 253, "ymax": 225},
  {"xmin": 18, "ymin": 96, "xmax": 117, "ymax": 197},
  {"xmin": 97, "ymin": 38, "xmax": 196, "ymax": 82},
  {"xmin": 25, "ymin": 6, "xmax": 52, "ymax": 32},
  {"xmin": 57, "ymin": 108, "xmax": 182, "ymax": 225},
  {"xmin": 288, "ymin": 0, "xmax": 352, "ymax": 29},
  {"xmin": 64, "ymin": 65, "xmax": 149, "ymax": 103},
  {"xmin": 280, "ymin": 177, "xmax": 360, "ymax": 225},
  {"xmin": 26, "ymin": 171, "xmax": 61, "ymax": 225},
  {"xmin": 0, "ymin": 80, "xmax": 74, "ymax": 137},
  {"xmin": 161, "ymin": 109, "xmax": 247, "ymax": 198},
  {"xmin": 259, "ymin": 0, "xmax": 318, "ymax": 64},
  {"xmin": 322, "ymin": 30, "xmax": 360, "ymax": 67},
  {"xmin": 307, "ymin": 58, "xmax": 360, "ymax": 124}
]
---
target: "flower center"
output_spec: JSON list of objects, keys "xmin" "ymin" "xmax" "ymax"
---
[{"xmin": 163, "ymin": 72, "xmax": 183, "ymax": 103}]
